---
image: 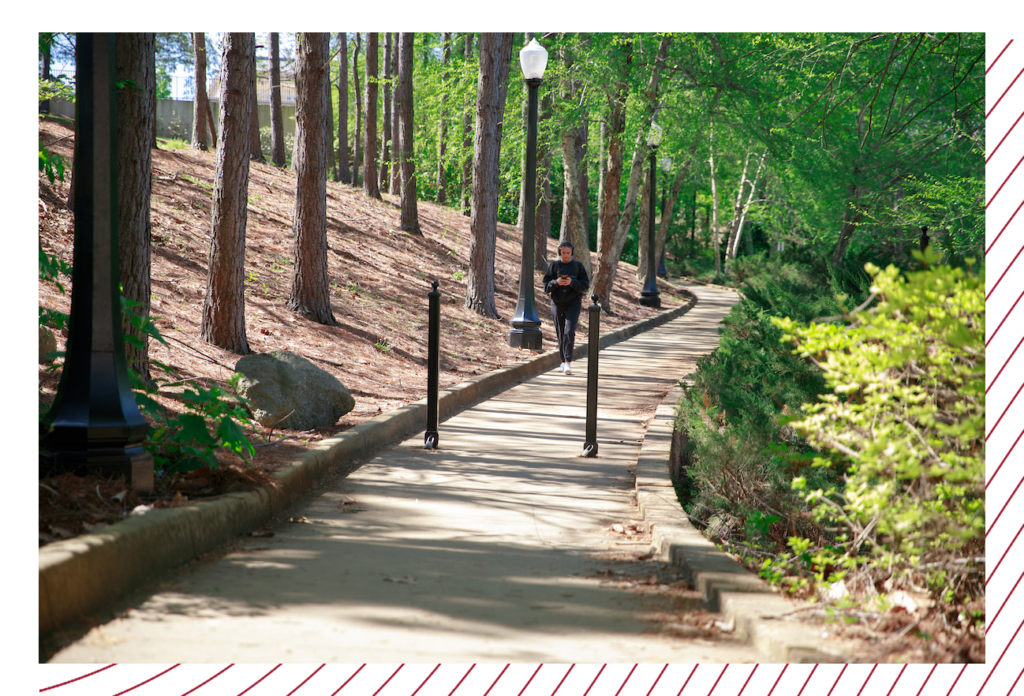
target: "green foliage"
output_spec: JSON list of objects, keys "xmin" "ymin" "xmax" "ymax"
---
[
  {"xmin": 119, "ymin": 301, "xmax": 256, "ymax": 474},
  {"xmin": 39, "ymin": 147, "xmax": 67, "ymax": 185},
  {"xmin": 38, "ymin": 76, "xmax": 75, "ymax": 104},
  {"xmin": 772, "ymin": 253, "xmax": 984, "ymax": 603}
]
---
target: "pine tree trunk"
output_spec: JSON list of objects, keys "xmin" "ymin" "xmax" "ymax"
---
[
  {"xmin": 202, "ymin": 32, "xmax": 254, "ymax": 354},
  {"xmin": 336, "ymin": 33, "xmax": 350, "ymax": 182},
  {"xmin": 389, "ymin": 33, "xmax": 400, "ymax": 194},
  {"xmin": 206, "ymin": 99, "xmax": 218, "ymax": 148},
  {"xmin": 325, "ymin": 61, "xmax": 335, "ymax": 174},
  {"xmin": 436, "ymin": 32, "xmax": 451, "ymax": 204},
  {"xmin": 249, "ymin": 34, "xmax": 265, "ymax": 164},
  {"xmin": 397, "ymin": 32, "xmax": 421, "ymax": 234},
  {"xmin": 288, "ymin": 32, "xmax": 337, "ymax": 326},
  {"xmin": 191, "ymin": 32, "xmax": 208, "ymax": 150},
  {"xmin": 460, "ymin": 33, "xmax": 474, "ymax": 215},
  {"xmin": 352, "ymin": 33, "xmax": 361, "ymax": 186},
  {"xmin": 465, "ymin": 33, "xmax": 503, "ymax": 319},
  {"xmin": 269, "ymin": 32, "xmax": 287, "ymax": 167},
  {"xmin": 379, "ymin": 32, "xmax": 391, "ymax": 192},
  {"xmin": 362, "ymin": 33, "xmax": 380, "ymax": 199},
  {"xmin": 116, "ymin": 32, "xmax": 156, "ymax": 380}
]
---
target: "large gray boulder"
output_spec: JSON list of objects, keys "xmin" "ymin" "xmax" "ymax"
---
[
  {"xmin": 233, "ymin": 350, "xmax": 355, "ymax": 431},
  {"xmin": 39, "ymin": 325, "xmax": 58, "ymax": 364}
]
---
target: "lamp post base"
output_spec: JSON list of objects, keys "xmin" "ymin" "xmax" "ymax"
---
[
  {"xmin": 508, "ymin": 327, "xmax": 543, "ymax": 350},
  {"xmin": 39, "ymin": 445, "xmax": 155, "ymax": 492},
  {"xmin": 638, "ymin": 293, "xmax": 661, "ymax": 308}
]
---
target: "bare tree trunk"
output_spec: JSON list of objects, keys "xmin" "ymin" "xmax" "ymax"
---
[
  {"xmin": 202, "ymin": 32, "xmax": 254, "ymax": 354},
  {"xmin": 269, "ymin": 32, "xmax": 287, "ymax": 167},
  {"xmin": 654, "ymin": 145, "xmax": 697, "ymax": 276},
  {"xmin": 352, "ymin": 33, "xmax": 361, "ymax": 186},
  {"xmin": 325, "ymin": 59, "xmax": 335, "ymax": 174},
  {"xmin": 591, "ymin": 36, "xmax": 668, "ymax": 314},
  {"xmin": 117, "ymin": 32, "xmax": 156, "ymax": 380},
  {"xmin": 559, "ymin": 128, "xmax": 591, "ymax": 276},
  {"xmin": 336, "ymin": 33, "xmax": 350, "ymax": 182},
  {"xmin": 389, "ymin": 33, "xmax": 400, "ymax": 194},
  {"xmin": 465, "ymin": 33, "xmax": 504, "ymax": 319},
  {"xmin": 288, "ymin": 32, "xmax": 337, "ymax": 326},
  {"xmin": 379, "ymin": 31, "xmax": 392, "ymax": 192},
  {"xmin": 191, "ymin": 32, "xmax": 208, "ymax": 150},
  {"xmin": 362, "ymin": 33, "xmax": 380, "ymax": 199},
  {"xmin": 724, "ymin": 150, "xmax": 766, "ymax": 274},
  {"xmin": 436, "ymin": 32, "xmax": 451, "ymax": 204},
  {"xmin": 460, "ymin": 33, "xmax": 474, "ymax": 215},
  {"xmin": 397, "ymin": 32, "xmax": 421, "ymax": 235},
  {"xmin": 249, "ymin": 34, "xmax": 265, "ymax": 164},
  {"xmin": 206, "ymin": 99, "xmax": 218, "ymax": 148},
  {"xmin": 709, "ymin": 122, "xmax": 722, "ymax": 280},
  {"xmin": 535, "ymin": 87, "xmax": 553, "ymax": 271}
]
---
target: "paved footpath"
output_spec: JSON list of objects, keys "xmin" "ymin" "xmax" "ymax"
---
[{"xmin": 48, "ymin": 285, "xmax": 753, "ymax": 664}]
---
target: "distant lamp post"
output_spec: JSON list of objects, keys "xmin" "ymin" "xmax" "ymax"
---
[
  {"xmin": 508, "ymin": 38, "xmax": 548, "ymax": 350},
  {"xmin": 657, "ymin": 155, "xmax": 672, "ymax": 278},
  {"xmin": 639, "ymin": 123, "xmax": 662, "ymax": 307}
]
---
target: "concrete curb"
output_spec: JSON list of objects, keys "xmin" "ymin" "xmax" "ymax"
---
[
  {"xmin": 40, "ymin": 293, "xmax": 697, "ymax": 635},
  {"xmin": 634, "ymin": 382, "xmax": 860, "ymax": 663}
]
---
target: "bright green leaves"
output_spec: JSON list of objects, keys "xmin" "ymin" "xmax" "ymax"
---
[{"xmin": 773, "ymin": 260, "xmax": 984, "ymax": 592}]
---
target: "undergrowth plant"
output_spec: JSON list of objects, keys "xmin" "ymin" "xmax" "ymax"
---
[{"xmin": 772, "ymin": 248, "xmax": 984, "ymax": 609}]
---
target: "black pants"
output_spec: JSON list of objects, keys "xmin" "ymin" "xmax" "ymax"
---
[{"xmin": 550, "ymin": 298, "xmax": 582, "ymax": 364}]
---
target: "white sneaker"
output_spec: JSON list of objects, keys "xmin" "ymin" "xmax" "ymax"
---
[
  {"xmin": 564, "ymin": 363, "xmax": 572, "ymax": 375},
  {"xmin": 557, "ymin": 362, "xmax": 566, "ymax": 373}
]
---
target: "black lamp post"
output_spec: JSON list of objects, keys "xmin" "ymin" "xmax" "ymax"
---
[
  {"xmin": 508, "ymin": 38, "xmax": 548, "ymax": 350},
  {"xmin": 639, "ymin": 123, "xmax": 662, "ymax": 308},
  {"xmin": 39, "ymin": 34, "xmax": 154, "ymax": 491}
]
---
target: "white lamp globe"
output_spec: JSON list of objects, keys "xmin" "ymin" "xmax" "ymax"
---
[
  {"xmin": 660, "ymin": 156, "xmax": 672, "ymax": 172},
  {"xmin": 648, "ymin": 122, "xmax": 663, "ymax": 147},
  {"xmin": 520, "ymin": 39, "xmax": 548, "ymax": 80}
]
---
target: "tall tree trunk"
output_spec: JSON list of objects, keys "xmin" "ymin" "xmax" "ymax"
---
[
  {"xmin": 591, "ymin": 36, "xmax": 668, "ymax": 314},
  {"xmin": 379, "ymin": 31, "xmax": 392, "ymax": 192},
  {"xmin": 593, "ymin": 46, "xmax": 629, "ymax": 312},
  {"xmin": 724, "ymin": 150, "xmax": 766, "ymax": 275},
  {"xmin": 325, "ymin": 58, "xmax": 335, "ymax": 174},
  {"xmin": 362, "ymin": 33, "xmax": 380, "ymax": 199},
  {"xmin": 595, "ymin": 120, "xmax": 606, "ymax": 247},
  {"xmin": 336, "ymin": 32, "xmax": 350, "ymax": 182},
  {"xmin": 201, "ymin": 32, "xmax": 254, "ymax": 355},
  {"xmin": 460, "ymin": 33, "xmax": 474, "ymax": 215},
  {"xmin": 396, "ymin": 32, "xmax": 421, "ymax": 235},
  {"xmin": 636, "ymin": 165, "xmax": 652, "ymax": 282},
  {"xmin": 205, "ymin": 99, "xmax": 218, "ymax": 148},
  {"xmin": 709, "ymin": 122, "xmax": 722, "ymax": 280},
  {"xmin": 465, "ymin": 33, "xmax": 505, "ymax": 319},
  {"xmin": 436, "ymin": 32, "xmax": 451, "ymax": 204},
  {"xmin": 389, "ymin": 33, "xmax": 400, "ymax": 194},
  {"xmin": 352, "ymin": 33, "xmax": 361, "ymax": 186},
  {"xmin": 288, "ymin": 32, "xmax": 336, "ymax": 326},
  {"xmin": 116, "ymin": 32, "xmax": 156, "ymax": 380},
  {"xmin": 559, "ymin": 129, "xmax": 591, "ymax": 276},
  {"xmin": 653, "ymin": 145, "xmax": 697, "ymax": 277},
  {"xmin": 191, "ymin": 32, "xmax": 208, "ymax": 150},
  {"xmin": 40, "ymin": 38, "xmax": 51, "ymax": 114},
  {"xmin": 269, "ymin": 32, "xmax": 286, "ymax": 167},
  {"xmin": 534, "ymin": 87, "xmax": 553, "ymax": 271},
  {"xmin": 831, "ymin": 182, "xmax": 865, "ymax": 266},
  {"xmin": 248, "ymin": 34, "xmax": 265, "ymax": 163}
]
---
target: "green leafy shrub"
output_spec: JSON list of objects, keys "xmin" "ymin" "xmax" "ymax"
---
[{"xmin": 772, "ymin": 249, "xmax": 984, "ymax": 605}]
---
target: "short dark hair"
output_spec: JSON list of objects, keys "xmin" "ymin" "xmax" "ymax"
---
[{"xmin": 558, "ymin": 241, "xmax": 574, "ymax": 252}]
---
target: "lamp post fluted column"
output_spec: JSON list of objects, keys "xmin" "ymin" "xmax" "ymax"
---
[
  {"xmin": 639, "ymin": 144, "xmax": 661, "ymax": 308},
  {"xmin": 39, "ymin": 33, "xmax": 154, "ymax": 491},
  {"xmin": 509, "ymin": 40, "xmax": 547, "ymax": 350}
]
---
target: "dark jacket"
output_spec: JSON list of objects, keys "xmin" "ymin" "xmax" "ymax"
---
[{"xmin": 543, "ymin": 259, "xmax": 590, "ymax": 305}]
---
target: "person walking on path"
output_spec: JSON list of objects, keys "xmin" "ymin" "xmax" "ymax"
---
[{"xmin": 543, "ymin": 241, "xmax": 589, "ymax": 375}]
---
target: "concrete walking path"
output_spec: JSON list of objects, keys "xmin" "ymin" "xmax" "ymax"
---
[{"xmin": 48, "ymin": 285, "xmax": 754, "ymax": 664}]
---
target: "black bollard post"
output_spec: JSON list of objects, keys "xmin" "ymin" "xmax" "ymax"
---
[
  {"xmin": 425, "ymin": 280, "xmax": 440, "ymax": 449},
  {"xmin": 582, "ymin": 293, "xmax": 600, "ymax": 458}
]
